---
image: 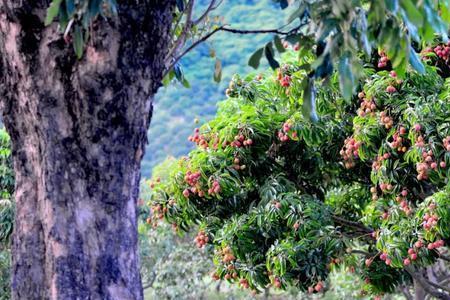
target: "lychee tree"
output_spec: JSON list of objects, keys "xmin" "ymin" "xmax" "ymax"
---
[{"xmin": 144, "ymin": 48, "xmax": 450, "ymax": 298}]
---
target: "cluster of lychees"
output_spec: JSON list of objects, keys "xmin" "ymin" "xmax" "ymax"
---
[
  {"xmin": 379, "ymin": 111, "xmax": 393, "ymax": 129},
  {"xmin": 427, "ymin": 239, "xmax": 445, "ymax": 250},
  {"xmin": 188, "ymin": 130, "xmax": 223, "ymax": 150},
  {"xmin": 443, "ymin": 136, "xmax": 450, "ymax": 151},
  {"xmin": 370, "ymin": 186, "xmax": 379, "ymax": 201},
  {"xmin": 422, "ymin": 211, "xmax": 439, "ymax": 231},
  {"xmin": 219, "ymin": 246, "xmax": 236, "ymax": 265},
  {"xmin": 379, "ymin": 252, "xmax": 392, "ymax": 266},
  {"xmin": 239, "ymin": 278, "xmax": 250, "ymax": 289},
  {"xmin": 183, "ymin": 171, "xmax": 205, "ymax": 198},
  {"xmin": 194, "ymin": 230, "xmax": 209, "ymax": 248},
  {"xmin": 230, "ymin": 134, "xmax": 253, "ymax": 148},
  {"xmin": 277, "ymin": 70, "xmax": 291, "ymax": 87},
  {"xmin": 403, "ymin": 247, "xmax": 419, "ymax": 266},
  {"xmin": 148, "ymin": 177, "xmax": 160, "ymax": 188},
  {"xmin": 185, "ymin": 170, "xmax": 201, "ymax": 186},
  {"xmin": 357, "ymin": 92, "xmax": 376, "ymax": 117},
  {"xmin": 282, "ymin": 40, "xmax": 300, "ymax": 51},
  {"xmin": 416, "ymin": 150, "xmax": 440, "ymax": 180},
  {"xmin": 389, "ymin": 127, "xmax": 408, "ymax": 152},
  {"xmin": 277, "ymin": 64, "xmax": 295, "ymax": 88},
  {"xmin": 395, "ymin": 189, "xmax": 408, "ymax": 202},
  {"xmin": 188, "ymin": 128, "xmax": 209, "ymax": 148},
  {"xmin": 371, "ymin": 153, "xmax": 390, "ymax": 173},
  {"xmin": 272, "ymin": 277, "xmax": 282, "ymax": 289},
  {"xmin": 208, "ymin": 180, "xmax": 221, "ymax": 196},
  {"xmin": 221, "ymin": 265, "xmax": 238, "ymax": 281},
  {"xmin": 379, "ymin": 182, "xmax": 394, "ymax": 193},
  {"xmin": 232, "ymin": 157, "xmax": 246, "ymax": 171},
  {"xmin": 385, "ymin": 85, "xmax": 397, "ymax": 93},
  {"xmin": 225, "ymin": 79, "xmax": 241, "ymax": 98},
  {"xmin": 307, "ymin": 281, "xmax": 324, "ymax": 293},
  {"xmin": 394, "ymin": 190, "xmax": 411, "ymax": 215},
  {"xmin": 146, "ymin": 204, "xmax": 167, "ymax": 228},
  {"xmin": 433, "ymin": 43, "xmax": 450, "ymax": 61},
  {"xmin": 399, "ymin": 198, "xmax": 412, "ymax": 216},
  {"xmin": 403, "ymin": 239, "xmax": 446, "ymax": 265},
  {"xmin": 377, "ymin": 51, "xmax": 389, "ymax": 68},
  {"xmin": 278, "ymin": 121, "xmax": 297, "ymax": 142},
  {"xmin": 340, "ymin": 137, "xmax": 361, "ymax": 169}
]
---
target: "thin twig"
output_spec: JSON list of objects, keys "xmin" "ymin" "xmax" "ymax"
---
[
  {"xmin": 194, "ymin": 0, "xmax": 222, "ymax": 25},
  {"xmin": 165, "ymin": 0, "xmax": 195, "ymax": 68}
]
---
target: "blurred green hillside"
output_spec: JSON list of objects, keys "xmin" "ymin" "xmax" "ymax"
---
[{"xmin": 142, "ymin": 0, "xmax": 290, "ymax": 176}]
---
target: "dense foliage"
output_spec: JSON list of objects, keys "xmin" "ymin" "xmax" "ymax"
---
[
  {"xmin": 143, "ymin": 0, "xmax": 289, "ymax": 175},
  {"xmin": 0, "ymin": 129, "xmax": 13, "ymax": 299},
  {"xmin": 145, "ymin": 49, "xmax": 450, "ymax": 297},
  {"xmin": 42, "ymin": 1, "xmax": 450, "ymax": 177},
  {"xmin": 143, "ymin": 0, "xmax": 450, "ymax": 176}
]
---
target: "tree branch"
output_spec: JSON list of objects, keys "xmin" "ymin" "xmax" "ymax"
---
[
  {"xmin": 142, "ymin": 272, "xmax": 156, "ymax": 290},
  {"xmin": 331, "ymin": 214, "xmax": 373, "ymax": 234},
  {"xmin": 427, "ymin": 277, "xmax": 450, "ymax": 294},
  {"xmin": 164, "ymin": 24, "xmax": 303, "ymax": 78},
  {"xmin": 406, "ymin": 267, "xmax": 450, "ymax": 300},
  {"xmin": 165, "ymin": 0, "xmax": 195, "ymax": 69},
  {"xmin": 439, "ymin": 254, "xmax": 450, "ymax": 262},
  {"xmin": 218, "ymin": 25, "xmax": 302, "ymax": 35},
  {"xmin": 400, "ymin": 285, "xmax": 413, "ymax": 300}
]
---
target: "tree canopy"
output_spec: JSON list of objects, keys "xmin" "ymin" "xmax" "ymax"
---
[
  {"xmin": 144, "ymin": 46, "xmax": 450, "ymax": 298},
  {"xmin": 43, "ymin": 0, "xmax": 450, "ymax": 117}
]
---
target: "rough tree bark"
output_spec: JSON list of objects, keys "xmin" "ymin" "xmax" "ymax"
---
[{"xmin": 0, "ymin": 1, "xmax": 175, "ymax": 299}]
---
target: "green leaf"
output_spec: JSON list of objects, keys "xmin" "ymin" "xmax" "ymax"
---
[
  {"xmin": 73, "ymin": 25, "xmax": 84, "ymax": 59},
  {"xmin": 88, "ymin": 0, "xmax": 103, "ymax": 19},
  {"xmin": 400, "ymin": 0, "xmax": 423, "ymax": 26},
  {"xmin": 209, "ymin": 48, "xmax": 216, "ymax": 58},
  {"xmin": 302, "ymin": 77, "xmax": 319, "ymax": 123},
  {"xmin": 248, "ymin": 48, "xmax": 264, "ymax": 69},
  {"xmin": 65, "ymin": 0, "xmax": 75, "ymax": 17},
  {"xmin": 287, "ymin": 5, "xmax": 306, "ymax": 24},
  {"xmin": 385, "ymin": 0, "xmax": 398, "ymax": 13},
  {"xmin": 409, "ymin": 47, "xmax": 425, "ymax": 74},
  {"xmin": 338, "ymin": 54, "xmax": 354, "ymax": 101},
  {"xmin": 264, "ymin": 43, "xmax": 280, "ymax": 70},
  {"xmin": 274, "ymin": 35, "xmax": 286, "ymax": 53},
  {"xmin": 174, "ymin": 64, "xmax": 184, "ymax": 82},
  {"xmin": 45, "ymin": 0, "xmax": 63, "ymax": 26},
  {"xmin": 162, "ymin": 70, "xmax": 175, "ymax": 87},
  {"xmin": 213, "ymin": 58, "xmax": 222, "ymax": 83},
  {"xmin": 58, "ymin": 5, "xmax": 69, "ymax": 32},
  {"xmin": 182, "ymin": 78, "xmax": 190, "ymax": 88}
]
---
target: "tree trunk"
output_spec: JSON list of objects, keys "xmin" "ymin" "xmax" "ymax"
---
[
  {"xmin": 414, "ymin": 278, "xmax": 427, "ymax": 300},
  {"xmin": 0, "ymin": 1, "xmax": 175, "ymax": 299}
]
